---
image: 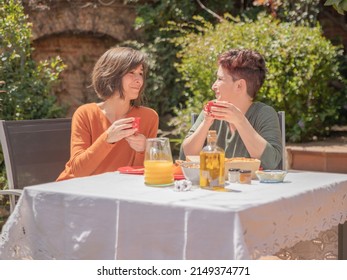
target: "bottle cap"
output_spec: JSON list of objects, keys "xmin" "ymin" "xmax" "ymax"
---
[
  {"xmin": 206, "ymin": 130, "xmax": 217, "ymax": 144},
  {"xmin": 208, "ymin": 130, "xmax": 217, "ymax": 137}
]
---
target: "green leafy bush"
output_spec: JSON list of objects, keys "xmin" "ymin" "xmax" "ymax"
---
[
  {"xmin": 324, "ymin": 0, "xmax": 347, "ymax": 14},
  {"xmin": 0, "ymin": 0, "xmax": 66, "ymax": 121},
  {"xmin": 169, "ymin": 14, "xmax": 346, "ymax": 143}
]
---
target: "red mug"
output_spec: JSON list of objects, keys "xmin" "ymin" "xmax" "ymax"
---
[
  {"xmin": 204, "ymin": 101, "xmax": 223, "ymax": 113},
  {"xmin": 132, "ymin": 117, "xmax": 141, "ymax": 131}
]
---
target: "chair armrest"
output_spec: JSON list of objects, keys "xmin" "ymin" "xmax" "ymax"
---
[
  {"xmin": 0, "ymin": 189, "xmax": 23, "ymax": 214},
  {"xmin": 0, "ymin": 189, "xmax": 23, "ymax": 197}
]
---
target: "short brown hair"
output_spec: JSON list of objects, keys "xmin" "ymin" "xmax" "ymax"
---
[
  {"xmin": 92, "ymin": 47, "xmax": 148, "ymax": 105},
  {"xmin": 218, "ymin": 49, "xmax": 266, "ymax": 99}
]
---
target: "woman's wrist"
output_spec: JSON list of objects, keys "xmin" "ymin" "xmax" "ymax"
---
[{"xmin": 202, "ymin": 118, "xmax": 214, "ymax": 127}]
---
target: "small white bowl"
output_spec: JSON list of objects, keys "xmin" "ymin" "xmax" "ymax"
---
[
  {"xmin": 255, "ymin": 170, "xmax": 287, "ymax": 183},
  {"xmin": 180, "ymin": 162, "xmax": 200, "ymax": 185}
]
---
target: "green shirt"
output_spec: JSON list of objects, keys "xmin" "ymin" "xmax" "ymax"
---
[{"xmin": 180, "ymin": 102, "xmax": 283, "ymax": 170}]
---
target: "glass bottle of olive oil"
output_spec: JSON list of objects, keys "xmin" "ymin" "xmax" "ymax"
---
[{"xmin": 200, "ymin": 130, "xmax": 225, "ymax": 191}]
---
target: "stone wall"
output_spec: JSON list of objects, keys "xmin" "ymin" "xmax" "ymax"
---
[{"xmin": 23, "ymin": 0, "xmax": 138, "ymax": 116}]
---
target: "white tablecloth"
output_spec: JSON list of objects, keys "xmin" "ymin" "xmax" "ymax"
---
[{"xmin": 0, "ymin": 171, "xmax": 347, "ymax": 260}]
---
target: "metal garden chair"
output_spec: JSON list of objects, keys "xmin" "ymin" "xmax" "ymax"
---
[{"xmin": 0, "ymin": 118, "xmax": 71, "ymax": 213}]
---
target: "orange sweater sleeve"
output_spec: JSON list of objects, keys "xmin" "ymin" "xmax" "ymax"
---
[
  {"xmin": 57, "ymin": 105, "xmax": 118, "ymax": 180},
  {"xmin": 68, "ymin": 114, "xmax": 116, "ymax": 177}
]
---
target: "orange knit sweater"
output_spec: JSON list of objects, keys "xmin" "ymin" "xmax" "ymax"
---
[{"xmin": 57, "ymin": 103, "xmax": 159, "ymax": 181}]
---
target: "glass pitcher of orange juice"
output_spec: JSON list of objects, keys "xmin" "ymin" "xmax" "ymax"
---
[{"xmin": 144, "ymin": 137, "xmax": 174, "ymax": 186}]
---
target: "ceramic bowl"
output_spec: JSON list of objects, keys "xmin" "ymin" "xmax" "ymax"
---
[
  {"xmin": 180, "ymin": 161, "xmax": 200, "ymax": 185},
  {"xmin": 255, "ymin": 170, "xmax": 287, "ymax": 183}
]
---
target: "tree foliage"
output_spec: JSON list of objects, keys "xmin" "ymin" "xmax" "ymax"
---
[{"xmin": 253, "ymin": 0, "xmax": 321, "ymax": 24}]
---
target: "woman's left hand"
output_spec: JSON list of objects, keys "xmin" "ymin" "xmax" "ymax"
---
[{"xmin": 125, "ymin": 133, "xmax": 146, "ymax": 152}]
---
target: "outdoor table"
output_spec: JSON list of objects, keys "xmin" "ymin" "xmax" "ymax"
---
[{"xmin": 0, "ymin": 170, "xmax": 346, "ymax": 260}]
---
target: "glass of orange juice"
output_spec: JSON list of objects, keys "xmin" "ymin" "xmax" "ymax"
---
[{"xmin": 144, "ymin": 137, "xmax": 174, "ymax": 187}]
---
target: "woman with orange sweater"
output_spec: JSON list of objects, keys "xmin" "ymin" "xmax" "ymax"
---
[{"xmin": 57, "ymin": 47, "xmax": 159, "ymax": 181}]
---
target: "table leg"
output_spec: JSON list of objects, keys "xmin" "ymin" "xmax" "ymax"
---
[{"xmin": 338, "ymin": 221, "xmax": 347, "ymax": 260}]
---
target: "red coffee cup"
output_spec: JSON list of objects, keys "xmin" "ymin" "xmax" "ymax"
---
[
  {"xmin": 204, "ymin": 101, "xmax": 223, "ymax": 113},
  {"xmin": 132, "ymin": 117, "xmax": 141, "ymax": 131}
]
